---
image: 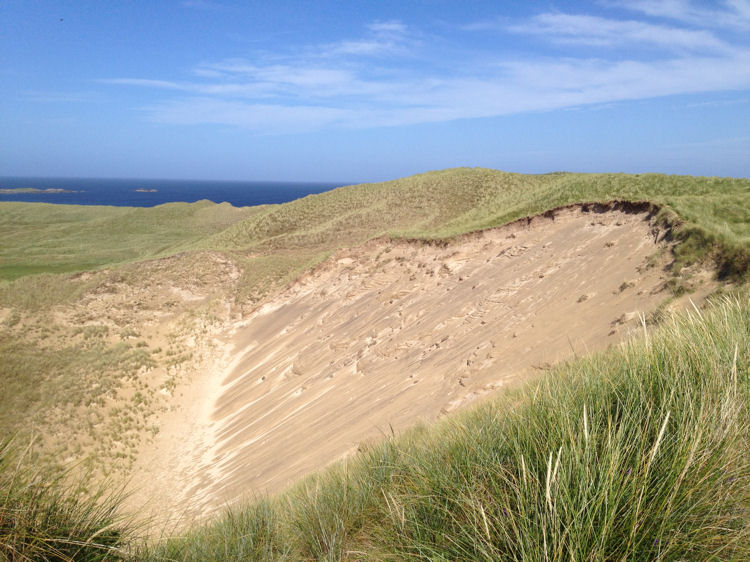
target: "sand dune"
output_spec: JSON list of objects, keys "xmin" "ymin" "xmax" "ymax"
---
[{"xmin": 128, "ymin": 202, "xmax": 683, "ymax": 525}]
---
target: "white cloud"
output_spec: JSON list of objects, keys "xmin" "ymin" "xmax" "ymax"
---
[
  {"xmin": 686, "ymin": 96, "xmax": 750, "ymax": 108},
  {"xmin": 368, "ymin": 21, "xmax": 408, "ymax": 34},
  {"xmin": 103, "ymin": 12, "xmax": 750, "ymax": 134},
  {"xmin": 197, "ymin": 64, "xmax": 354, "ymax": 87},
  {"xmin": 509, "ymin": 13, "xmax": 728, "ymax": 52},
  {"xmin": 103, "ymin": 78, "xmax": 187, "ymax": 90},
  {"xmin": 616, "ymin": 0, "xmax": 750, "ymax": 31},
  {"xmin": 103, "ymin": 70, "xmax": 375, "ymax": 99},
  {"xmin": 321, "ymin": 19, "xmax": 411, "ymax": 57},
  {"xmin": 131, "ymin": 50, "xmax": 750, "ymax": 133}
]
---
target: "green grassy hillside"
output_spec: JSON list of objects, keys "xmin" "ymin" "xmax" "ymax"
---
[
  {"xmin": 0, "ymin": 168, "xmax": 748, "ymax": 559},
  {"xmin": 0, "ymin": 200, "xmax": 261, "ymax": 281},
  {"xmin": 206, "ymin": 169, "xmax": 749, "ymax": 248},
  {"xmin": 198, "ymin": 169, "xmax": 749, "ymax": 301},
  {"xmin": 2, "ymin": 169, "xmax": 748, "ymax": 291}
]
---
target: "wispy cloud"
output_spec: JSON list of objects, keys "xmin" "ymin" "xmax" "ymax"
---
[
  {"xmin": 107, "ymin": 65, "xmax": 388, "ymax": 100},
  {"xmin": 322, "ymin": 20, "xmax": 411, "ymax": 57},
  {"xmin": 614, "ymin": 0, "xmax": 750, "ymax": 31},
  {"xmin": 146, "ymin": 98, "xmax": 356, "ymax": 133},
  {"xmin": 103, "ymin": 78, "xmax": 188, "ymax": 90},
  {"xmin": 135, "ymin": 53, "xmax": 750, "ymax": 133},
  {"xmin": 686, "ymin": 96, "xmax": 750, "ymax": 108},
  {"xmin": 190, "ymin": 63, "xmax": 358, "ymax": 91},
  {"xmin": 508, "ymin": 13, "xmax": 728, "ymax": 52},
  {"xmin": 102, "ymin": 10, "xmax": 750, "ymax": 134}
]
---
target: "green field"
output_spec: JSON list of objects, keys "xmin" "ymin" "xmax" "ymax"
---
[{"xmin": 1, "ymin": 168, "xmax": 748, "ymax": 559}]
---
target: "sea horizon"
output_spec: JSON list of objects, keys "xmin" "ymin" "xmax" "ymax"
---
[{"xmin": 0, "ymin": 175, "xmax": 350, "ymax": 208}]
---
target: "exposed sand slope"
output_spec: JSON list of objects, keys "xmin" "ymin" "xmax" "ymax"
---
[{"xmin": 129, "ymin": 203, "xmax": 679, "ymax": 525}]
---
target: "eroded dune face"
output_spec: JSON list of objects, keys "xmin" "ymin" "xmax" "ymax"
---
[{"xmin": 130, "ymin": 204, "xmax": 675, "ymax": 523}]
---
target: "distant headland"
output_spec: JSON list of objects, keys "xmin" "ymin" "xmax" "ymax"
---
[{"xmin": 0, "ymin": 187, "xmax": 81, "ymax": 194}]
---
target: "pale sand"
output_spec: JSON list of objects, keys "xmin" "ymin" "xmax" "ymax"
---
[{"xmin": 125, "ymin": 203, "xmax": 694, "ymax": 528}]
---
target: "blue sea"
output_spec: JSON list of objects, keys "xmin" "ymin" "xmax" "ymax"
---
[{"xmin": 0, "ymin": 176, "xmax": 349, "ymax": 207}]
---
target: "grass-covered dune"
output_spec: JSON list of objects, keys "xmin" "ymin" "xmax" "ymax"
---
[
  {"xmin": 198, "ymin": 169, "xmax": 750, "ymax": 288},
  {"xmin": 2, "ymin": 169, "xmax": 749, "ymax": 289},
  {"xmin": 0, "ymin": 200, "xmax": 261, "ymax": 281},
  {"xmin": 3, "ymin": 296, "xmax": 747, "ymax": 560},
  {"xmin": 1, "ymin": 168, "xmax": 749, "ymax": 559}
]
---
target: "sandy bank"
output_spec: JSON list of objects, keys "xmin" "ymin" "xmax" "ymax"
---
[{"xmin": 127, "ymin": 202, "xmax": 693, "ymax": 526}]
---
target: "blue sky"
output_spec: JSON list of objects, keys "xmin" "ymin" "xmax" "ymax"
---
[{"xmin": 2, "ymin": 1, "xmax": 749, "ymax": 182}]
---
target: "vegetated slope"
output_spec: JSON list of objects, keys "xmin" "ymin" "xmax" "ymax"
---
[
  {"xmin": 0, "ymin": 439, "xmax": 127, "ymax": 562},
  {"xmin": 5, "ymin": 298, "xmax": 746, "ymax": 561},
  {"xmin": 0, "ymin": 202, "xmax": 259, "ymax": 475},
  {"xmin": 201, "ymin": 169, "xmax": 749, "ymax": 303},
  {"xmin": 129, "ymin": 202, "xmax": 683, "ymax": 524},
  {"xmin": 1, "ymin": 169, "xmax": 747, "ymax": 293},
  {"xmin": 0, "ymin": 200, "xmax": 261, "ymax": 281},
  {"xmin": 148, "ymin": 295, "xmax": 749, "ymax": 561},
  {"xmin": 0, "ymin": 250, "xmax": 244, "ymax": 478}
]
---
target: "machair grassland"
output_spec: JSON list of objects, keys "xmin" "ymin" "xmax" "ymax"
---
[{"xmin": 0, "ymin": 168, "xmax": 748, "ymax": 560}]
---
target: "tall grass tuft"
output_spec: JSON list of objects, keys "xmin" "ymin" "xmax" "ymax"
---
[
  {"xmin": 368, "ymin": 297, "xmax": 749, "ymax": 560},
  {"xmin": 146, "ymin": 295, "xmax": 749, "ymax": 560},
  {"xmin": 143, "ymin": 498, "xmax": 286, "ymax": 561},
  {"xmin": 0, "ymin": 439, "xmax": 129, "ymax": 561}
]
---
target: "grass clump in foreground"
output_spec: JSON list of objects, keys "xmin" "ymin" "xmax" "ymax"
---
[
  {"xmin": 149, "ymin": 295, "xmax": 749, "ymax": 561},
  {"xmin": 0, "ymin": 440, "xmax": 129, "ymax": 561}
]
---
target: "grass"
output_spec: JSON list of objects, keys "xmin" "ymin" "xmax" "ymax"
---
[
  {"xmin": 0, "ymin": 249, "xmax": 242, "ymax": 474},
  {"xmin": 0, "ymin": 439, "xmax": 130, "ymax": 561},
  {"xmin": 142, "ymin": 294, "xmax": 749, "ymax": 560},
  {"xmin": 0, "ymin": 200, "xmax": 261, "ymax": 282},
  {"xmin": 0, "ymin": 311, "xmax": 161, "ymax": 476}
]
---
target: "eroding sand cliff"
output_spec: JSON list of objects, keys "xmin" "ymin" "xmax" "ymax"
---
[{"xmin": 127, "ymin": 203, "xmax": 688, "ymax": 526}]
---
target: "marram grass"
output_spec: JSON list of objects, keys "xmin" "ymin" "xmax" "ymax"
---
[
  {"xmin": 0, "ymin": 439, "xmax": 131, "ymax": 561},
  {"xmin": 144, "ymin": 295, "xmax": 749, "ymax": 561}
]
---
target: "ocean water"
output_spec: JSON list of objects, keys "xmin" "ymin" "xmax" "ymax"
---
[{"xmin": 0, "ymin": 176, "xmax": 348, "ymax": 207}]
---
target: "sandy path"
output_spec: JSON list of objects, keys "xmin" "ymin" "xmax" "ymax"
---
[{"xmin": 127, "ymin": 202, "xmax": 677, "ymax": 527}]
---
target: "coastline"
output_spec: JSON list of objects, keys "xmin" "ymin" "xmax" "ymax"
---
[{"xmin": 0, "ymin": 176, "xmax": 346, "ymax": 207}]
